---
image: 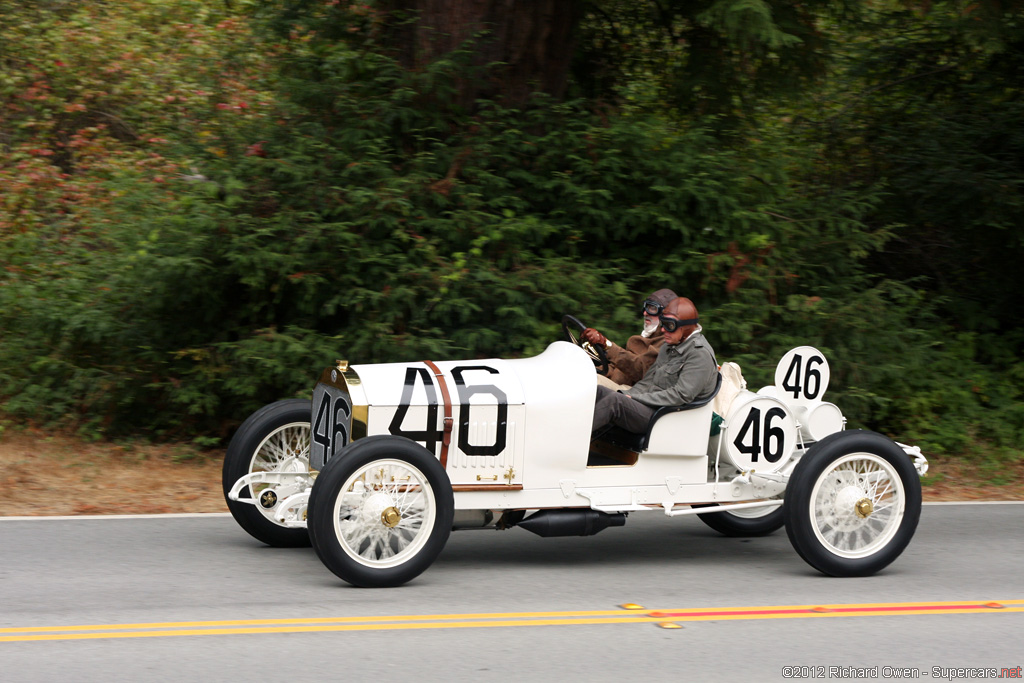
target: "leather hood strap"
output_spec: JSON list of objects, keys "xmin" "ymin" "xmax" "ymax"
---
[{"xmin": 422, "ymin": 359, "xmax": 453, "ymax": 468}]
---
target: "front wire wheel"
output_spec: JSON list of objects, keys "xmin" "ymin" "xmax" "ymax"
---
[
  {"xmin": 784, "ymin": 430, "xmax": 921, "ymax": 577},
  {"xmin": 308, "ymin": 436, "xmax": 454, "ymax": 587},
  {"xmin": 336, "ymin": 458, "xmax": 436, "ymax": 568}
]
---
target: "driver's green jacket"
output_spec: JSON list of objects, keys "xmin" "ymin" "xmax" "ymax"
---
[{"xmin": 626, "ymin": 331, "xmax": 718, "ymax": 407}]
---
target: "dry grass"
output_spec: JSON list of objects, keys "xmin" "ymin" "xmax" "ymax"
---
[
  {"xmin": 918, "ymin": 457, "xmax": 1024, "ymax": 502},
  {"xmin": 1, "ymin": 429, "xmax": 227, "ymax": 516},
  {"xmin": 1, "ymin": 428, "xmax": 1021, "ymax": 516}
]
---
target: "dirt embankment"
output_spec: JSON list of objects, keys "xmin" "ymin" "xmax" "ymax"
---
[
  {"xmin": 1, "ymin": 430, "xmax": 1022, "ymax": 516},
  {"xmin": 1, "ymin": 431, "xmax": 227, "ymax": 516}
]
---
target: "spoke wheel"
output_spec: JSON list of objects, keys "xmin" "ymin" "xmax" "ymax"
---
[
  {"xmin": 222, "ymin": 399, "xmax": 313, "ymax": 547},
  {"xmin": 809, "ymin": 454, "xmax": 904, "ymax": 558},
  {"xmin": 308, "ymin": 436, "xmax": 453, "ymax": 587},
  {"xmin": 694, "ymin": 502, "xmax": 784, "ymax": 537},
  {"xmin": 784, "ymin": 430, "xmax": 921, "ymax": 577}
]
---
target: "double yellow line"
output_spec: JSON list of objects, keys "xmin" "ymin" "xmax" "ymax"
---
[{"xmin": 2, "ymin": 600, "xmax": 1022, "ymax": 643}]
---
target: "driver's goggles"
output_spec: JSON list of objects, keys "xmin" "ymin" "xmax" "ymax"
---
[
  {"xmin": 641, "ymin": 299, "xmax": 665, "ymax": 316},
  {"xmin": 659, "ymin": 315, "xmax": 699, "ymax": 333}
]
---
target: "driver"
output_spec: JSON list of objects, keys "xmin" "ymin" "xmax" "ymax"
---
[
  {"xmin": 582, "ymin": 288, "xmax": 677, "ymax": 390},
  {"xmin": 591, "ymin": 297, "xmax": 718, "ymax": 435}
]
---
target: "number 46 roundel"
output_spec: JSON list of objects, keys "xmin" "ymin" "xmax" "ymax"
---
[
  {"xmin": 724, "ymin": 394, "xmax": 798, "ymax": 472},
  {"xmin": 774, "ymin": 346, "xmax": 831, "ymax": 408}
]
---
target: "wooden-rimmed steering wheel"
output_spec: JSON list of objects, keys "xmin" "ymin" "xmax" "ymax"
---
[{"xmin": 561, "ymin": 314, "xmax": 610, "ymax": 376}]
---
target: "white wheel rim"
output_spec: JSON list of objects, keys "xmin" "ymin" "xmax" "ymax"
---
[
  {"xmin": 248, "ymin": 422, "xmax": 311, "ymax": 524},
  {"xmin": 332, "ymin": 459, "xmax": 436, "ymax": 569},
  {"xmin": 809, "ymin": 452, "xmax": 905, "ymax": 559}
]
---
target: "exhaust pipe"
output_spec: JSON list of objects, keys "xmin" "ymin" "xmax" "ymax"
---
[{"xmin": 517, "ymin": 509, "xmax": 626, "ymax": 537}]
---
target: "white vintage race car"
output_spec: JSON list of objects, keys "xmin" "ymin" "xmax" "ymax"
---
[{"xmin": 223, "ymin": 319, "xmax": 929, "ymax": 588}]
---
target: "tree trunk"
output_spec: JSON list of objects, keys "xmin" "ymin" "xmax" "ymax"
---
[{"xmin": 383, "ymin": 0, "xmax": 582, "ymax": 108}]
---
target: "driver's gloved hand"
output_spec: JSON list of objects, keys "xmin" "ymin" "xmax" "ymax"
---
[{"xmin": 582, "ymin": 328, "xmax": 608, "ymax": 346}]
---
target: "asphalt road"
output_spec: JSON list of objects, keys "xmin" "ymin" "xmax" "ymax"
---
[{"xmin": 2, "ymin": 503, "xmax": 1022, "ymax": 682}]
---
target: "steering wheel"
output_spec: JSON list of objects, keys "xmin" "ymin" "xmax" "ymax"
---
[{"xmin": 561, "ymin": 314, "xmax": 610, "ymax": 376}]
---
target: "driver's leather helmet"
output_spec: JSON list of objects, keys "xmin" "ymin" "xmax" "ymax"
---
[
  {"xmin": 663, "ymin": 297, "xmax": 700, "ymax": 340},
  {"xmin": 642, "ymin": 288, "xmax": 677, "ymax": 317}
]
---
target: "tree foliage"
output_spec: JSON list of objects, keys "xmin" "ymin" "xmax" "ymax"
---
[{"xmin": 576, "ymin": 0, "xmax": 839, "ymax": 119}]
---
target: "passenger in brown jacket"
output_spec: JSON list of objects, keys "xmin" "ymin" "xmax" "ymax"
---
[{"xmin": 581, "ymin": 288, "xmax": 677, "ymax": 390}]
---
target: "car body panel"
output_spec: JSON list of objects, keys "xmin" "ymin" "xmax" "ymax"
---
[{"xmin": 311, "ymin": 341, "xmax": 752, "ymax": 510}]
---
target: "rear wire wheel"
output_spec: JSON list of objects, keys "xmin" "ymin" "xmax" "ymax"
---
[
  {"xmin": 222, "ymin": 399, "xmax": 313, "ymax": 547},
  {"xmin": 694, "ymin": 502, "xmax": 784, "ymax": 537}
]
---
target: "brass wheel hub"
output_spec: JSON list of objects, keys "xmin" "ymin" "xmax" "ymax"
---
[
  {"xmin": 381, "ymin": 506, "xmax": 401, "ymax": 528},
  {"xmin": 855, "ymin": 497, "xmax": 874, "ymax": 518},
  {"xmin": 259, "ymin": 490, "xmax": 278, "ymax": 509}
]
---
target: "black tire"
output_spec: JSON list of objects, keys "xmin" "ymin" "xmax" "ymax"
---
[
  {"xmin": 307, "ymin": 435, "xmax": 454, "ymax": 587},
  {"xmin": 783, "ymin": 430, "xmax": 922, "ymax": 577},
  {"xmin": 222, "ymin": 399, "xmax": 312, "ymax": 548},
  {"xmin": 695, "ymin": 504, "xmax": 785, "ymax": 537}
]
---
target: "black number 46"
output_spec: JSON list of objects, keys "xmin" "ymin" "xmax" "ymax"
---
[
  {"xmin": 734, "ymin": 406, "xmax": 787, "ymax": 463},
  {"xmin": 388, "ymin": 365, "xmax": 508, "ymax": 457},
  {"xmin": 781, "ymin": 353, "xmax": 825, "ymax": 399},
  {"xmin": 312, "ymin": 389, "xmax": 350, "ymax": 467}
]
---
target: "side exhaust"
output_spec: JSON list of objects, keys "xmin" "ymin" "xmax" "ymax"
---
[{"xmin": 517, "ymin": 509, "xmax": 626, "ymax": 537}]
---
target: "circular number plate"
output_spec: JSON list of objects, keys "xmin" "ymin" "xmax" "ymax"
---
[
  {"xmin": 723, "ymin": 394, "xmax": 798, "ymax": 472},
  {"xmin": 774, "ymin": 346, "xmax": 830, "ymax": 408}
]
